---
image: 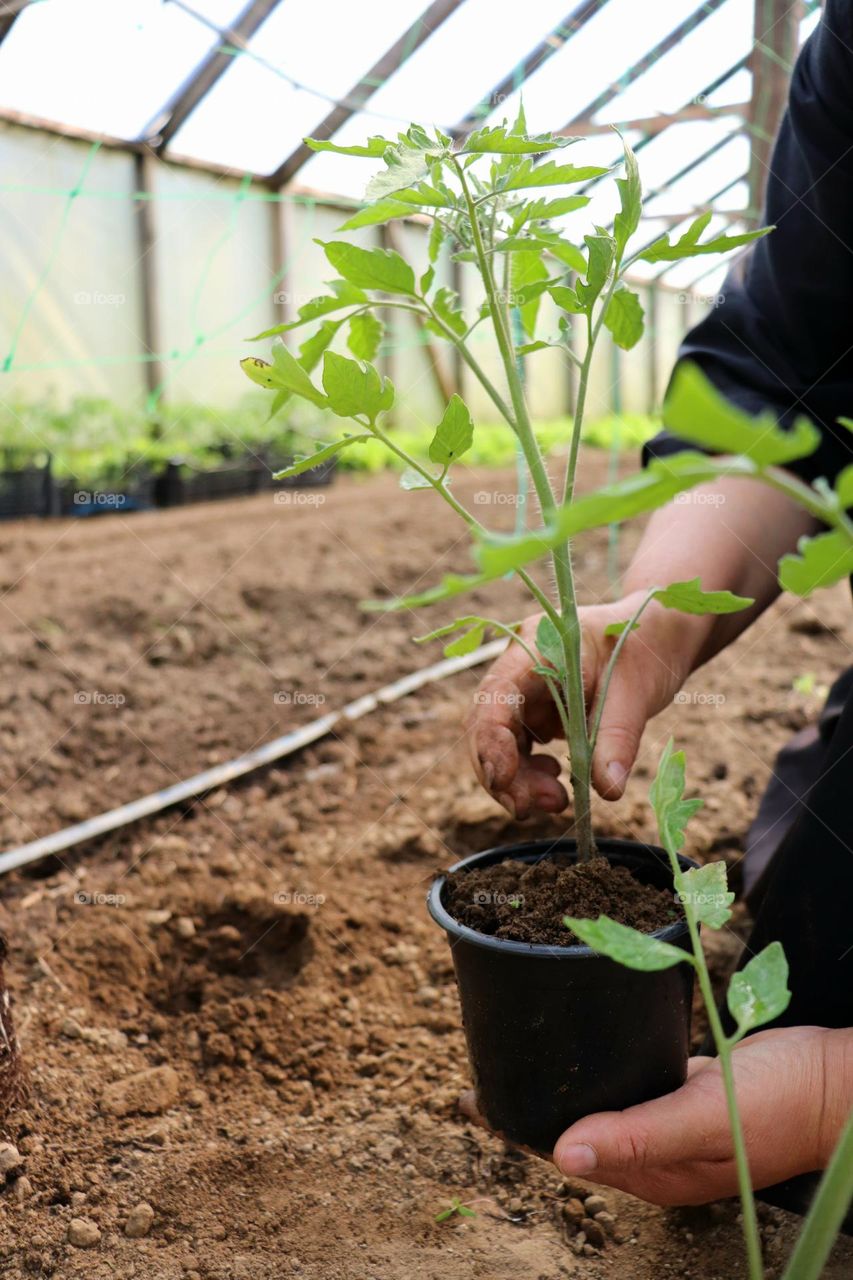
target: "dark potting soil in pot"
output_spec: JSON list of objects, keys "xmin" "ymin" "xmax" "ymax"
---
[{"xmin": 444, "ymin": 855, "xmax": 679, "ymax": 946}]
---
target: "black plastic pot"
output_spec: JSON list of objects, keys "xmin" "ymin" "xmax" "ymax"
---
[
  {"xmin": 0, "ymin": 462, "xmax": 59, "ymax": 520},
  {"xmin": 428, "ymin": 836, "xmax": 696, "ymax": 1155}
]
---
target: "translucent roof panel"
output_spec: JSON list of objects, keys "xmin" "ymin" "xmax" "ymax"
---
[
  {"xmin": 0, "ymin": 0, "xmax": 246, "ymax": 138},
  {"xmin": 592, "ymin": 0, "xmax": 753, "ymax": 124},
  {"xmin": 706, "ymin": 67, "xmax": 752, "ymax": 107},
  {"xmin": 169, "ymin": 0, "xmax": 434, "ymax": 172},
  {"xmin": 641, "ymin": 126, "xmax": 748, "ymax": 215}
]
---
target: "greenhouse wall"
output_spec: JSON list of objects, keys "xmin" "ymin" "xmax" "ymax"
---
[{"xmin": 0, "ymin": 120, "xmax": 705, "ymax": 428}]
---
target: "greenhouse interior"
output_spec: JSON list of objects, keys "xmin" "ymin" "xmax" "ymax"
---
[{"xmin": 0, "ymin": 2, "xmax": 851, "ymax": 1278}]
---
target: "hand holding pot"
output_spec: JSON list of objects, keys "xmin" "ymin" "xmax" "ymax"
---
[
  {"xmin": 553, "ymin": 1026, "xmax": 853, "ymax": 1206},
  {"xmin": 468, "ymin": 593, "xmax": 695, "ymax": 818}
]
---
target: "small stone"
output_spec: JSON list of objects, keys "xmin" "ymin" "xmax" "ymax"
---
[
  {"xmin": 70, "ymin": 1191, "xmax": 87, "ymax": 1208},
  {"xmin": 60, "ymin": 1017, "xmax": 84, "ymax": 1039},
  {"xmin": 101, "ymin": 1065, "xmax": 180, "ymax": 1117},
  {"xmin": 175, "ymin": 916, "xmax": 196, "ymax": 939},
  {"xmin": 186, "ymin": 1088, "xmax": 206, "ymax": 1109},
  {"xmin": 562, "ymin": 1197, "xmax": 586, "ymax": 1225},
  {"xmin": 125, "ymin": 1202, "xmax": 155, "ymax": 1239},
  {"xmin": 582, "ymin": 1243, "xmax": 596, "ymax": 1258},
  {"xmin": 14, "ymin": 1176, "xmax": 33, "ymax": 1201},
  {"xmin": 596, "ymin": 1211, "xmax": 617, "ymax": 1236},
  {"xmin": 584, "ymin": 1194, "xmax": 609, "ymax": 1216},
  {"xmin": 145, "ymin": 909, "xmax": 172, "ymax": 927},
  {"xmin": 67, "ymin": 1218, "xmax": 100, "ymax": 1248},
  {"xmin": 0, "ymin": 1144, "xmax": 23, "ymax": 1176},
  {"xmin": 507, "ymin": 1197, "xmax": 525, "ymax": 1214},
  {"xmin": 580, "ymin": 1217, "xmax": 606, "ymax": 1249}
]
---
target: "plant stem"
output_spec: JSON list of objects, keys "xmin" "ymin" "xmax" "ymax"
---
[
  {"xmin": 588, "ymin": 588, "xmax": 656, "ymax": 757},
  {"xmin": 665, "ymin": 852, "xmax": 765, "ymax": 1280},
  {"xmin": 451, "ymin": 155, "xmax": 596, "ymax": 859},
  {"xmin": 780, "ymin": 1106, "xmax": 853, "ymax": 1280}
]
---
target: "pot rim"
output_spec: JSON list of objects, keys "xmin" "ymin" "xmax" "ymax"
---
[{"xmin": 427, "ymin": 835, "xmax": 697, "ymax": 959}]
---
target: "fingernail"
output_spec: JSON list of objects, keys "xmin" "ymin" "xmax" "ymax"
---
[
  {"xmin": 555, "ymin": 1142, "xmax": 598, "ymax": 1175},
  {"xmin": 495, "ymin": 792, "xmax": 516, "ymax": 819},
  {"xmin": 606, "ymin": 762, "xmax": 629, "ymax": 793},
  {"xmin": 483, "ymin": 761, "xmax": 495, "ymax": 791}
]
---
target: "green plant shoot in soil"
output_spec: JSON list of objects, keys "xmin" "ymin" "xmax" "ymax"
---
[{"xmin": 241, "ymin": 111, "xmax": 853, "ymax": 861}]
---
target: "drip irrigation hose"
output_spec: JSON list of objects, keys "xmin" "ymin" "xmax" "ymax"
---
[{"xmin": 0, "ymin": 639, "xmax": 507, "ymax": 877}]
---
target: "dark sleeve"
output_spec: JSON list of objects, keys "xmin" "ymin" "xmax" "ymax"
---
[{"xmin": 645, "ymin": 0, "xmax": 853, "ymax": 485}]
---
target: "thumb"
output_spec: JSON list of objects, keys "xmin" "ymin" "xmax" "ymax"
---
[
  {"xmin": 553, "ymin": 1059, "xmax": 725, "ymax": 1177},
  {"xmin": 590, "ymin": 662, "xmax": 648, "ymax": 799}
]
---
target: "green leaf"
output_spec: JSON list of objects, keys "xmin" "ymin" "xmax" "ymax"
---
[
  {"xmin": 499, "ymin": 159, "xmax": 610, "ymax": 192},
  {"xmin": 603, "ymin": 619, "xmax": 640, "ymax": 637},
  {"xmin": 640, "ymin": 216, "xmax": 773, "ymax": 264},
  {"xmin": 576, "ymin": 233, "xmax": 615, "ymax": 310},
  {"xmin": 834, "ymin": 463, "xmax": 853, "ymax": 508},
  {"xmin": 429, "ymin": 286, "xmax": 467, "ymax": 339},
  {"xmin": 614, "ymin": 134, "xmax": 642, "ymax": 261},
  {"xmin": 240, "ymin": 343, "xmax": 328, "ymax": 408},
  {"xmin": 298, "ymin": 316, "xmax": 346, "ymax": 373},
  {"xmin": 248, "ymin": 280, "xmax": 367, "ymax": 339},
  {"xmin": 415, "ymin": 615, "xmax": 491, "ymax": 657},
  {"xmin": 495, "ymin": 230, "xmax": 586, "ymax": 274},
  {"xmin": 339, "ymin": 199, "xmax": 416, "ymax": 231},
  {"xmin": 652, "ymin": 577, "xmax": 753, "ymax": 616},
  {"xmin": 677, "ymin": 862, "xmax": 734, "ymax": 930},
  {"xmin": 322, "ymin": 350, "xmax": 394, "ymax": 423},
  {"xmin": 603, "ymin": 286, "xmax": 644, "ymax": 350},
  {"xmin": 548, "ymin": 283, "xmax": 585, "ymax": 314},
  {"xmin": 511, "ymin": 248, "xmax": 549, "ymax": 337},
  {"xmin": 429, "ymin": 394, "xmax": 474, "ymax": 466},
  {"xmin": 779, "ymin": 529, "xmax": 853, "ymax": 596},
  {"xmin": 317, "ymin": 240, "xmax": 416, "ymax": 296},
  {"xmin": 460, "ymin": 123, "xmax": 576, "ymax": 154},
  {"xmin": 305, "ymin": 136, "xmax": 397, "ymax": 158},
  {"xmin": 399, "ymin": 467, "xmax": 433, "ymax": 491},
  {"xmin": 347, "ymin": 312, "xmax": 384, "ymax": 361},
  {"xmin": 362, "ymin": 572, "xmax": 488, "ymax": 613},
  {"xmin": 428, "ymin": 218, "xmax": 445, "ymax": 265},
  {"xmin": 512, "ymin": 195, "xmax": 590, "ymax": 228},
  {"xmin": 727, "ymin": 941, "xmax": 791, "ymax": 1036},
  {"xmin": 563, "ymin": 915, "xmax": 690, "ymax": 971},
  {"xmin": 649, "ymin": 738, "xmax": 703, "ymax": 859},
  {"xmin": 365, "ymin": 147, "xmax": 432, "ymax": 201},
  {"xmin": 273, "ymin": 434, "xmax": 372, "ymax": 479},
  {"xmin": 535, "ymin": 616, "xmax": 564, "ymax": 670},
  {"xmin": 664, "ymin": 363, "xmax": 821, "ymax": 465}
]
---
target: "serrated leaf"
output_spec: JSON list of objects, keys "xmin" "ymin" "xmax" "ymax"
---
[
  {"xmin": 652, "ymin": 578, "xmax": 753, "ymax": 615},
  {"xmin": 640, "ymin": 217, "xmax": 773, "ymax": 264},
  {"xmin": 339, "ymin": 199, "xmax": 416, "ymax": 231},
  {"xmin": 322, "ymin": 350, "xmax": 394, "ymax": 423},
  {"xmin": 563, "ymin": 915, "xmax": 689, "ymax": 970},
  {"xmin": 428, "ymin": 218, "xmax": 445, "ymax": 265},
  {"xmin": 273, "ymin": 434, "xmax": 371, "ymax": 479},
  {"xmin": 365, "ymin": 147, "xmax": 432, "ymax": 201},
  {"xmin": 420, "ymin": 264, "xmax": 435, "ymax": 294},
  {"xmin": 512, "ymin": 195, "xmax": 590, "ymax": 228},
  {"xmin": 240, "ymin": 344, "xmax": 328, "ymax": 409},
  {"xmin": 614, "ymin": 134, "xmax": 642, "ymax": 261},
  {"xmin": 678, "ymin": 862, "xmax": 734, "ymax": 930},
  {"xmin": 779, "ymin": 529, "xmax": 853, "ymax": 596},
  {"xmin": 361, "ymin": 572, "xmax": 488, "ymax": 613},
  {"xmin": 664, "ymin": 363, "xmax": 821, "ymax": 465},
  {"xmin": 249, "ymin": 280, "xmax": 367, "ymax": 339},
  {"xmin": 649, "ymin": 738, "xmax": 703, "ymax": 859},
  {"xmin": 318, "ymin": 240, "xmax": 416, "ymax": 296},
  {"xmin": 727, "ymin": 941, "xmax": 791, "ymax": 1036},
  {"xmin": 430, "ymin": 286, "xmax": 466, "ymax": 338},
  {"xmin": 461, "ymin": 123, "xmax": 576, "ymax": 154},
  {"xmin": 548, "ymin": 283, "xmax": 585, "ymax": 314},
  {"xmin": 499, "ymin": 159, "xmax": 610, "ymax": 192},
  {"xmin": 347, "ymin": 312, "xmax": 384, "ymax": 361},
  {"xmin": 577, "ymin": 233, "xmax": 615, "ymax": 310},
  {"xmin": 298, "ymin": 316, "xmax": 346, "ymax": 372},
  {"xmin": 603, "ymin": 286, "xmax": 644, "ymax": 350},
  {"xmin": 834, "ymin": 463, "xmax": 853, "ymax": 508},
  {"xmin": 415, "ymin": 615, "xmax": 489, "ymax": 657},
  {"xmin": 535, "ymin": 615, "xmax": 564, "ymax": 670},
  {"xmin": 429, "ymin": 394, "xmax": 474, "ymax": 466},
  {"xmin": 306, "ymin": 136, "xmax": 397, "ymax": 158},
  {"xmin": 604, "ymin": 619, "xmax": 640, "ymax": 637},
  {"xmin": 511, "ymin": 248, "xmax": 549, "ymax": 337}
]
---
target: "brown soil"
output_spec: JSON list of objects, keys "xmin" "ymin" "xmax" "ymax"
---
[
  {"xmin": 443, "ymin": 855, "xmax": 679, "ymax": 945},
  {"xmin": 0, "ymin": 452, "xmax": 850, "ymax": 1278}
]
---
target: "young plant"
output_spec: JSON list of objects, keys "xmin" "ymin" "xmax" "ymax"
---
[
  {"xmin": 434, "ymin": 1196, "xmax": 477, "ymax": 1223},
  {"xmin": 241, "ymin": 113, "xmax": 770, "ymax": 861},
  {"xmin": 567, "ymin": 739, "xmax": 853, "ymax": 1280}
]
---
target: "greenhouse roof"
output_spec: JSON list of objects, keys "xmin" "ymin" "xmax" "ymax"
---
[{"xmin": 0, "ymin": 0, "xmax": 821, "ymax": 289}]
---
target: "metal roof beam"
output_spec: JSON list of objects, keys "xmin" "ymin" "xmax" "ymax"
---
[
  {"xmin": 451, "ymin": 0, "xmax": 611, "ymax": 140},
  {"xmin": 569, "ymin": 100, "xmax": 748, "ymax": 137},
  {"xmin": 144, "ymin": 0, "xmax": 284, "ymax": 154},
  {"xmin": 267, "ymin": 0, "xmax": 465, "ymax": 189},
  {"xmin": 0, "ymin": 0, "xmax": 28, "ymax": 45}
]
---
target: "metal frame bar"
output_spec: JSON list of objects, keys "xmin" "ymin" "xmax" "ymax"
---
[
  {"xmin": 568, "ymin": 100, "xmax": 748, "ymax": 137},
  {"xmin": 267, "ymin": 0, "xmax": 465, "ymax": 189},
  {"xmin": 132, "ymin": 152, "xmax": 164, "ymax": 400},
  {"xmin": 144, "ymin": 0, "xmax": 284, "ymax": 154},
  {"xmin": 748, "ymin": 0, "xmax": 802, "ymax": 218},
  {"xmin": 451, "ymin": 0, "xmax": 611, "ymax": 139}
]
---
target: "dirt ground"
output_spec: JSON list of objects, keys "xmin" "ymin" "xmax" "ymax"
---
[{"xmin": 0, "ymin": 451, "xmax": 850, "ymax": 1279}]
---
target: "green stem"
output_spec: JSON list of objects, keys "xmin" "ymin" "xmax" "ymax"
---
[
  {"xmin": 451, "ymin": 155, "xmax": 596, "ymax": 859},
  {"xmin": 588, "ymin": 589, "xmax": 656, "ymax": 757},
  {"xmin": 781, "ymin": 1107, "xmax": 853, "ymax": 1280}
]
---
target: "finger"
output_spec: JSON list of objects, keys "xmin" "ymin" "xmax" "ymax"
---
[
  {"xmin": 589, "ymin": 661, "xmax": 648, "ymax": 800},
  {"xmin": 553, "ymin": 1062, "xmax": 730, "ymax": 1179}
]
